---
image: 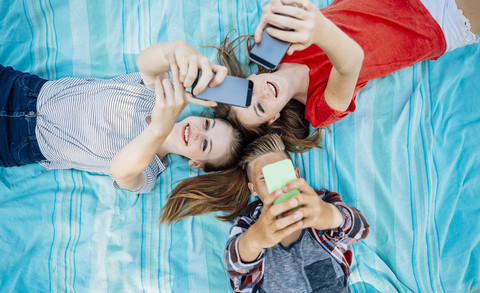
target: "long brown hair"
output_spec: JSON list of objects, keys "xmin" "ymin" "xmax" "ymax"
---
[
  {"xmin": 159, "ymin": 134, "xmax": 287, "ymax": 224},
  {"xmin": 211, "ymin": 31, "xmax": 323, "ymax": 153},
  {"xmin": 201, "ymin": 118, "xmax": 245, "ymax": 172}
]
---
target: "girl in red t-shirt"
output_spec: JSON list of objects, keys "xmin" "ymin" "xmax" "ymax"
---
[{"xmin": 213, "ymin": 0, "xmax": 479, "ymax": 152}]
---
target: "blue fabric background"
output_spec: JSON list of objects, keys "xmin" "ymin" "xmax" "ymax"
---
[{"xmin": 0, "ymin": 0, "xmax": 479, "ymax": 292}]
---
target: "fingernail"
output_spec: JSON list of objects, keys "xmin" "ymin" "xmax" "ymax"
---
[
  {"xmin": 289, "ymin": 199, "xmax": 298, "ymax": 206},
  {"xmin": 294, "ymin": 211, "xmax": 302, "ymax": 219}
]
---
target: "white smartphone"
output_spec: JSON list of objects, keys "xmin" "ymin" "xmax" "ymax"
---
[
  {"xmin": 191, "ymin": 71, "xmax": 253, "ymax": 108},
  {"xmin": 249, "ymin": 25, "xmax": 291, "ymax": 70}
]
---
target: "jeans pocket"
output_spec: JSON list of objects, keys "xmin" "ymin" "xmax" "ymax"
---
[
  {"xmin": 14, "ymin": 135, "xmax": 44, "ymax": 165},
  {"xmin": 19, "ymin": 74, "xmax": 46, "ymax": 98}
]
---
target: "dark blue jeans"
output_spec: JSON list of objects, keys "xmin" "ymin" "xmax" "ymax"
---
[{"xmin": 0, "ymin": 65, "xmax": 47, "ymax": 167}]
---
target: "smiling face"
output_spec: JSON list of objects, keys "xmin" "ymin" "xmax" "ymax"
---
[
  {"xmin": 230, "ymin": 72, "xmax": 293, "ymax": 128},
  {"xmin": 247, "ymin": 151, "xmax": 299, "ymax": 201},
  {"xmin": 169, "ymin": 116, "xmax": 234, "ymax": 167}
]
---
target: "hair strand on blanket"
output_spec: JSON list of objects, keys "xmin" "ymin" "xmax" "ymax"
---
[
  {"xmin": 159, "ymin": 133, "xmax": 289, "ymax": 225},
  {"xmin": 159, "ymin": 167, "xmax": 250, "ymax": 224}
]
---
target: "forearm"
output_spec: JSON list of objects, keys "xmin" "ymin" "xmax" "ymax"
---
[
  {"xmin": 237, "ymin": 227, "xmax": 265, "ymax": 263},
  {"xmin": 137, "ymin": 41, "xmax": 181, "ymax": 88},
  {"xmin": 314, "ymin": 16, "xmax": 364, "ymax": 76},
  {"xmin": 325, "ymin": 203, "xmax": 345, "ymax": 229},
  {"xmin": 321, "ymin": 190, "xmax": 369, "ymax": 242},
  {"xmin": 334, "ymin": 202, "xmax": 369, "ymax": 242},
  {"xmin": 110, "ymin": 125, "xmax": 168, "ymax": 190},
  {"xmin": 225, "ymin": 233, "xmax": 265, "ymax": 292},
  {"xmin": 315, "ymin": 15, "xmax": 364, "ymax": 111}
]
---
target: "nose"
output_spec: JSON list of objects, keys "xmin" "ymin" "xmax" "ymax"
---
[
  {"xmin": 252, "ymin": 83, "xmax": 265, "ymax": 101},
  {"xmin": 192, "ymin": 128, "xmax": 205, "ymax": 141},
  {"xmin": 258, "ymin": 80, "xmax": 270, "ymax": 98}
]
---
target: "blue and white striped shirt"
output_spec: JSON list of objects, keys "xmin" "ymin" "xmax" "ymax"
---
[{"xmin": 36, "ymin": 72, "xmax": 167, "ymax": 193}]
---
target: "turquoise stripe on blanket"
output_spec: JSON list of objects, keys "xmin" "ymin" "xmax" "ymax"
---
[{"xmin": 1, "ymin": 0, "xmax": 479, "ymax": 292}]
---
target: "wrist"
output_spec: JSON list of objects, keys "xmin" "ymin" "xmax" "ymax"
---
[
  {"xmin": 173, "ymin": 40, "xmax": 184, "ymax": 51},
  {"xmin": 246, "ymin": 224, "xmax": 266, "ymax": 252},
  {"xmin": 328, "ymin": 203, "xmax": 345, "ymax": 229},
  {"xmin": 145, "ymin": 123, "xmax": 171, "ymax": 141},
  {"xmin": 173, "ymin": 40, "xmax": 192, "ymax": 56},
  {"xmin": 312, "ymin": 13, "xmax": 333, "ymax": 47},
  {"xmin": 238, "ymin": 226, "xmax": 264, "ymax": 263}
]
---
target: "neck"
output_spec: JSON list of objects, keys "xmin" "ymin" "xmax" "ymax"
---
[
  {"xmin": 280, "ymin": 229, "xmax": 303, "ymax": 247},
  {"xmin": 277, "ymin": 63, "xmax": 309, "ymax": 105},
  {"xmin": 157, "ymin": 134, "xmax": 174, "ymax": 158}
]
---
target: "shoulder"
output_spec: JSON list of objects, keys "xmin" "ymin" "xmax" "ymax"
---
[
  {"xmin": 316, "ymin": 188, "xmax": 343, "ymax": 203},
  {"xmin": 239, "ymin": 199, "xmax": 263, "ymax": 219}
]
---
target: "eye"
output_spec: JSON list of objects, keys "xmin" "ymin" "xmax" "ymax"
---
[
  {"xmin": 205, "ymin": 119, "xmax": 210, "ymax": 130},
  {"xmin": 258, "ymin": 103, "xmax": 265, "ymax": 113},
  {"xmin": 202, "ymin": 139, "xmax": 208, "ymax": 151}
]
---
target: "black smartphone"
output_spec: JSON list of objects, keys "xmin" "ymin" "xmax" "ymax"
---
[
  {"xmin": 249, "ymin": 24, "xmax": 291, "ymax": 70},
  {"xmin": 191, "ymin": 71, "xmax": 253, "ymax": 108}
]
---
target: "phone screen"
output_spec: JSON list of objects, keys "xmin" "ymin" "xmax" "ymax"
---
[
  {"xmin": 262, "ymin": 159, "xmax": 300, "ymax": 205},
  {"xmin": 249, "ymin": 25, "xmax": 291, "ymax": 70},
  {"xmin": 191, "ymin": 72, "xmax": 253, "ymax": 108}
]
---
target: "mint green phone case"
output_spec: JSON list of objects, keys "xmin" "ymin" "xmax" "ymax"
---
[{"xmin": 262, "ymin": 159, "xmax": 300, "ymax": 205}]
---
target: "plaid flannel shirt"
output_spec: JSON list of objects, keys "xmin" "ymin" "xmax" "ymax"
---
[{"xmin": 224, "ymin": 189, "xmax": 369, "ymax": 293}]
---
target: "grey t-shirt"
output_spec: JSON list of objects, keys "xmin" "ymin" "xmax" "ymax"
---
[
  {"xmin": 36, "ymin": 72, "xmax": 167, "ymax": 193},
  {"xmin": 260, "ymin": 229, "xmax": 350, "ymax": 293}
]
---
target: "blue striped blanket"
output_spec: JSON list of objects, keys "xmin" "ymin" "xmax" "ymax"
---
[{"xmin": 1, "ymin": 0, "xmax": 479, "ymax": 292}]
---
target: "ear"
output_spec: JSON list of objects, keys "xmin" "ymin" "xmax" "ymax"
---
[
  {"xmin": 247, "ymin": 182, "xmax": 258, "ymax": 196},
  {"xmin": 267, "ymin": 112, "xmax": 281, "ymax": 126},
  {"xmin": 188, "ymin": 160, "xmax": 204, "ymax": 169},
  {"xmin": 295, "ymin": 167, "xmax": 301, "ymax": 178}
]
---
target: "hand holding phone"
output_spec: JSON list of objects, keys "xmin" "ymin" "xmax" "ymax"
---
[
  {"xmin": 249, "ymin": 24, "xmax": 291, "ymax": 70},
  {"xmin": 262, "ymin": 159, "xmax": 300, "ymax": 205},
  {"xmin": 191, "ymin": 71, "xmax": 253, "ymax": 108}
]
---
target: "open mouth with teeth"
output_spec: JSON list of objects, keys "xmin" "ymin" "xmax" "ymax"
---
[
  {"xmin": 183, "ymin": 124, "xmax": 190, "ymax": 145},
  {"xmin": 267, "ymin": 82, "xmax": 278, "ymax": 98}
]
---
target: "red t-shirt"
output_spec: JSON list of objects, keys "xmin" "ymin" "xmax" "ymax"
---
[{"xmin": 281, "ymin": 0, "xmax": 446, "ymax": 128}]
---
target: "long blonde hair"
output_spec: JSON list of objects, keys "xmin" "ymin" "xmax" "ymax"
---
[
  {"xmin": 211, "ymin": 32, "xmax": 323, "ymax": 153},
  {"xmin": 159, "ymin": 133, "xmax": 288, "ymax": 224}
]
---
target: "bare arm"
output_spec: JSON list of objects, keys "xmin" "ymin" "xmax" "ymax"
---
[
  {"xmin": 255, "ymin": 0, "xmax": 364, "ymax": 111},
  {"xmin": 111, "ymin": 40, "xmax": 229, "ymax": 191},
  {"xmin": 137, "ymin": 40, "xmax": 228, "ymax": 95},
  {"xmin": 111, "ymin": 56, "xmax": 189, "ymax": 191},
  {"xmin": 136, "ymin": 41, "xmax": 180, "ymax": 88},
  {"xmin": 316, "ymin": 17, "xmax": 364, "ymax": 111}
]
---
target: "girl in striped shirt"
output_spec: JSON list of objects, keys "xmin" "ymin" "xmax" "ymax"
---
[{"xmin": 0, "ymin": 41, "xmax": 245, "ymax": 193}]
